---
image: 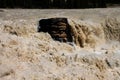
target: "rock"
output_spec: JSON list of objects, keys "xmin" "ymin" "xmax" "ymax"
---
[
  {"xmin": 38, "ymin": 17, "xmax": 88, "ymax": 47},
  {"xmin": 38, "ymin": 18, "xmax": 73, "ymax": 43}
]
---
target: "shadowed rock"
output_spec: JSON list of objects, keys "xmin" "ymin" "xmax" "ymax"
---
[
  {"xmin": 38, "ymin": 18, "xmax": 87, "ymax": 48},
  {"xmin": 38, "ymin": 18, "xmax": 88, "ymax": 48},
  {"xmin": 38, "ymin": 18, "xmax": 73, "ymax": 43}
]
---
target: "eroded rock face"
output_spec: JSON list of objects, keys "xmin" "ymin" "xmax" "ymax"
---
[{"xmin": 38, "ymin": 18, "xmax": 73, "ymax": 43}]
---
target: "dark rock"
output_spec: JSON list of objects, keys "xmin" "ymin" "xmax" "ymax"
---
[{"xmin": 38, "ymin": 18, "xmax": 73, "ymax": 43}]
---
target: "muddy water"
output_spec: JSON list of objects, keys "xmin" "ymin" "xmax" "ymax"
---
[{"xmin": 0, "ymin": 9, "xmax": 120, "ymax": 80}]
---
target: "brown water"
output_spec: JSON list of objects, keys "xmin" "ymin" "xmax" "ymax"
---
[{"xmin": 0, "ymin": 9, "xmax": 120, "ymax": 80}]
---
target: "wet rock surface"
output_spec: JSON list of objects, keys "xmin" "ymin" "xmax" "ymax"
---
[{"xmin": 38, "ymin": 18, "xmax": 73, "ymax": 42}]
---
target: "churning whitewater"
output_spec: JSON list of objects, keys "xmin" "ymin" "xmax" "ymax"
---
[{"xmin": 0, "ymin": 9, "xmax": 120, "ymax": 80}]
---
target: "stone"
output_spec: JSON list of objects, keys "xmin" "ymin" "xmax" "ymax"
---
[{"xmin": 38, "ymin": 18, "xmax": 73, "ymax": 43}]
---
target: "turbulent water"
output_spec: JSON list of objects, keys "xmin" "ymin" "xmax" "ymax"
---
[{"xmin": 0, "ymin": 9, "xmax": 120, "ymax": 80}]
